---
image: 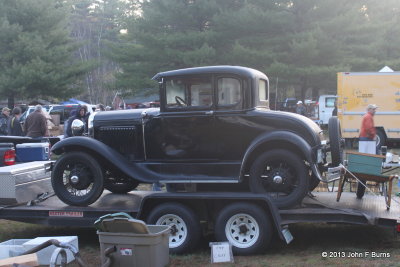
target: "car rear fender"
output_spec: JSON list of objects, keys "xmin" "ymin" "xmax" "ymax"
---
[
  {"xmin": 51, "ymin": 137, "xmax": 155, "ymax": 183},
  {"xmin": 240, "ymin": 131, "xmax": 321, "ymax": 180}
]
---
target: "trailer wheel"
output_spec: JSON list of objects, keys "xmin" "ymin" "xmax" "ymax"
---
[
  {"xmin": 249, "ymin": 149, "xmax": 309, "ymax": 208},
  {"xmin": 214, "ymin": 202, "xmax": 272, "ymax": 255},
  {"xmin": 328, "ymin": 116, "xmax": 344, "ymax": 166},
  {"xmin": 147, "ymin": 202, "xmax": 201, "ymax": 254},
  {"xmin": 51, "ymin": 152, "xmax": 104, "ymax": 206}
]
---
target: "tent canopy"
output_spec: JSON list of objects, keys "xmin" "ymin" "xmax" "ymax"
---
[{"xmin": 59, "ymin": 98, "xmax": 89, "ymax": 105}]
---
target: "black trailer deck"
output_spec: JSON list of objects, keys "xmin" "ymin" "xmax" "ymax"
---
[{"xmin": 0, "ymin": 191, "xmax": 399, "ymax": 229}]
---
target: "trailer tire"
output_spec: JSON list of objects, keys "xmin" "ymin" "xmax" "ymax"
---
[
  {"xmin": 328, "ymin": 116, "xmax": 344, "ymax": 167},
  {"xmin": 147, "ymin": 202, "xmax": 201, "ymax": 254},
  {"xmin": 214, "ymin": 202, "xmax": 272, "ymax": 255},
  {"xmin": 51, "ymin": 152, "xmax": 104, "ymax": 206},
  {"xmin": 249, "ymin": 149, "xmax": 309, "ymax": 208}
]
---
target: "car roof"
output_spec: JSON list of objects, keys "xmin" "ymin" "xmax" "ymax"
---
[{"xmin": 152, "ymin": 65, "xmax": 268, "ymax": 80}]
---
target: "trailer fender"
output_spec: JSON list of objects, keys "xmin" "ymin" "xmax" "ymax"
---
[{"xmin": 51, "ymin": 137, "xmax": 155, "ymax": 183}]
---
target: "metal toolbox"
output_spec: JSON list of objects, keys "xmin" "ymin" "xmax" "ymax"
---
[{"xmin": 0, "ymin": 161, "xmax": 53, "ymax": 205}]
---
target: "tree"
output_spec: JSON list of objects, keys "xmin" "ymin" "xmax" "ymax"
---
[
  {"xmin": 65, "ymin": 0, "xmax": 138, "ymax": 104},
  {"xmin": 109, "ymin": 0, "xmax": 400, "ymax": 99},
  {"xmin": 0, "ymin": 0, "xmax": 89, "ymax": 108}
]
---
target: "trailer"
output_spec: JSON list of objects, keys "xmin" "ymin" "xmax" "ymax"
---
[{"xmin": 0, "ymin": 187, "xmax": 399, "ymax": 255}]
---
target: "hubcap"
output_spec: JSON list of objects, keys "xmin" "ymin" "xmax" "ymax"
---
[
  {"xmin": 225, "ymin": 213, "xmax": 259, "ymax": 248},
  {"xmin": 156, "ymin": 214, "xmax": 187, "ymax": 248},
  {"xmin": 273, "ymin": 175, "xmax": 283, "ymax": 184},
  {"xmin": 70, "ymin": 175, "xmax": 79, "ymax": 184},
  {"xmin": 63, "ymin": 163, "xmax": 94, "ymax": 193}
]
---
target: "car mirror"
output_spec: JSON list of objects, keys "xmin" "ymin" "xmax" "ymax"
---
[{"xmin": 71, "ymin": 119, "xmax": 85, "ymax": 136}]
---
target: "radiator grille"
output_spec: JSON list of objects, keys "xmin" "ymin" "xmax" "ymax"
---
[{"xmin": 96, "ymin": 126, "xmax": 137, "ymax": 159}]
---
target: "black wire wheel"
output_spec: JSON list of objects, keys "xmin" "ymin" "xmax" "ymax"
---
[
  {"xmin": 249, "ymin": 149, "xmax": 309, "ymax": 208},
  {"xmin": 104, "ymin": 171, "xmax": 139, "ymax": 194},
  {"xmin": 51, "ymin": 152, "xmax": 104, "ymax": 206},
  {"xmin": 328, "ymin": 116, "xmax": 344, "ymax": 167}
]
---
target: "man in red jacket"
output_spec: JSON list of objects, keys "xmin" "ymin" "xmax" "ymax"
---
[{"xmin": 359, "ymin": 104, "xmax": 377, "ymax": 154}]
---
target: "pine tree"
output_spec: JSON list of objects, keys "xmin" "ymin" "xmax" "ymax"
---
[{"xmin": 0, "ymin": 0, "xmax": 89, "ymax": 107}]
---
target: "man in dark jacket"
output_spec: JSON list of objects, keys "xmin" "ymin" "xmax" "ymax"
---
[
  {"xmin": 24, "ymin": 105, "xmax": 48, "ymax": 138},
  {"xmin": 8, "ymin": 107, "xmax": 24, "ymax": 136},
  {"xmin": 0, "ymin": 107, "xmax": 10, "ymax": 135}
]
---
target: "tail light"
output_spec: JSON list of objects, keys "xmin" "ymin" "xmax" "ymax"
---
[{"xmin": 4, "ymin": 149, "xmax": 16, "ymax": 166}]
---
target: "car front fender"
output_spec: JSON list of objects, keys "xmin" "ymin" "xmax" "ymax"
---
[{"xmin": 51, "ymin": 137, "xmax": 155, "ymax": 183}]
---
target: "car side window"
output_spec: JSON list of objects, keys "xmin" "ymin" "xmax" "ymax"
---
[
  {"xmin": 217, "ymin": 77, "xmax": 241, "ymax": 108},
  {"xmin": 165, "ymin": 77, "xmax": 212, "ymax": 109}
]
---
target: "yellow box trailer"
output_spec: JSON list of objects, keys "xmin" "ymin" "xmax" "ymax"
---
[{"xmin": 337, "ymin": 72, "xmax": 400, "ymax": 147}]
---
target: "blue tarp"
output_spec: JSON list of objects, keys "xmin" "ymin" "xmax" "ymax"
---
[{"xmin": 59, "ymin": 98, "xmax": 89, "ymax": 105}]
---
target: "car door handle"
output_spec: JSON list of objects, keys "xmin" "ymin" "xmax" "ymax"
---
[{"xmin": 205, "ymin": 111, "xmax": 214, "ymax": 115}]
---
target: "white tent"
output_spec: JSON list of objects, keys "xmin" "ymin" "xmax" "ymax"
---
[{"xmin": 379, "ymin": 66, "xmax": 394, "ymax": 72}]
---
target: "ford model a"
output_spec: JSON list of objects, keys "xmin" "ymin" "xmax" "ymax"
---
[{"xmin": 50, "ymin": 66, "xmax": 343, "ymax": 208}]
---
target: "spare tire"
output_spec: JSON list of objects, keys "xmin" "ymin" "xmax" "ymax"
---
[{"xmin": 328, "ymin": 116, "xmax": 344, "ymax": 167}]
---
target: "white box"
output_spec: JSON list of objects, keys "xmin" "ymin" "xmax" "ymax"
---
[
  {"xmin": 0, "ymin": 239, "xmax": 30, "ymax": 259},
  {"xmin": 22, "ymin": 236, "xmax": 79, "ymax": 265}
]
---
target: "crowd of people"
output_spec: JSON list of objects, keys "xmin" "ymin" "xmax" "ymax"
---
[{"xmin": 0, "ymin": 103, "xmax": 108, "ymax": 139}]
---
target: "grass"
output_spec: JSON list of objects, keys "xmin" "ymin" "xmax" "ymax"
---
[{"xmin": 1, "ymin": 220, "xmax": 400, "ymax": 266}]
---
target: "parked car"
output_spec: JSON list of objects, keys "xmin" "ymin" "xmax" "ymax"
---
[
  {"xmin": 20, "ymin": 105, "xmax": 51, "ymax": 123},
  {"xmin": 282, "ymin": 97, "xmax": 297, "ymax": 113},
  {"xmin": 315, "ymin": 95, "xmax": 337, "ymax": 126},
  {"xmin": 48, "ymin": 104, "xmax": 79, "ymax": 125},
  {"xmin": 51, "ymin": 66, "xmax": 343, "ymax": 207}
]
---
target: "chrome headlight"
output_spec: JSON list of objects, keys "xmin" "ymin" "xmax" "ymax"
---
[{"xmin": 71, "ymin": 119, "xmax": 85, "ymax": 136}]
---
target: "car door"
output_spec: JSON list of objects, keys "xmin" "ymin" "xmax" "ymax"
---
[
  {"xmin": 213, "ymin": 76, "xmax": 255, "ymax": 160},
  {"xmin": 145, "ymin": 75, "xmax": 217, "ymax": 162}
]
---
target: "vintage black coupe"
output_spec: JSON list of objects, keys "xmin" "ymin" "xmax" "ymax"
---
[{"xmin": 51, "ymin": 66, "xmax": 342, "ymax": 207}]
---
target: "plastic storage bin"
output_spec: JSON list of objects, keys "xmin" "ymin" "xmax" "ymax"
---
[
  {"xmin": 0, "ymin": 239, "xmax": 30, "ymax": 259},
  {"xmin": 98, "ymin": 225, "xmax": 170, "ymax": 267},
  {"xmin": 16, "ymin": 143, "xmax": 50, "ymax": 162}
]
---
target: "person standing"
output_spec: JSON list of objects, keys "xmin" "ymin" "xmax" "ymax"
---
[
  {"xmin": 332, "ymin": 100, "xmax": 338, "ymax": 116},
  {"xmin": 0, "ymin": 107, "xmax": 10, "ymax": 135},
  {"xmin": 359, "ymin": 104, "xmax": 378, "ymax": 154},
  {"xmin": 295, "ymin": 101, "xmax": 306, "ymax": 116},
  {"xmin": 66, "ymin": 106, "xmax": 87, "ymax": 137},
  {"xmin": 7, "ymin": 107, "xmax": 24, "ymax": 136},
  {"xmin": 24, "ymin": 105, "xmax": 48, "ymax": 138}
]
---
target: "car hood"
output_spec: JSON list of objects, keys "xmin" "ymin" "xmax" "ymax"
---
[{"xmin": 93, "ymin": 108, "xmax": 160, "ymax": 127}]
